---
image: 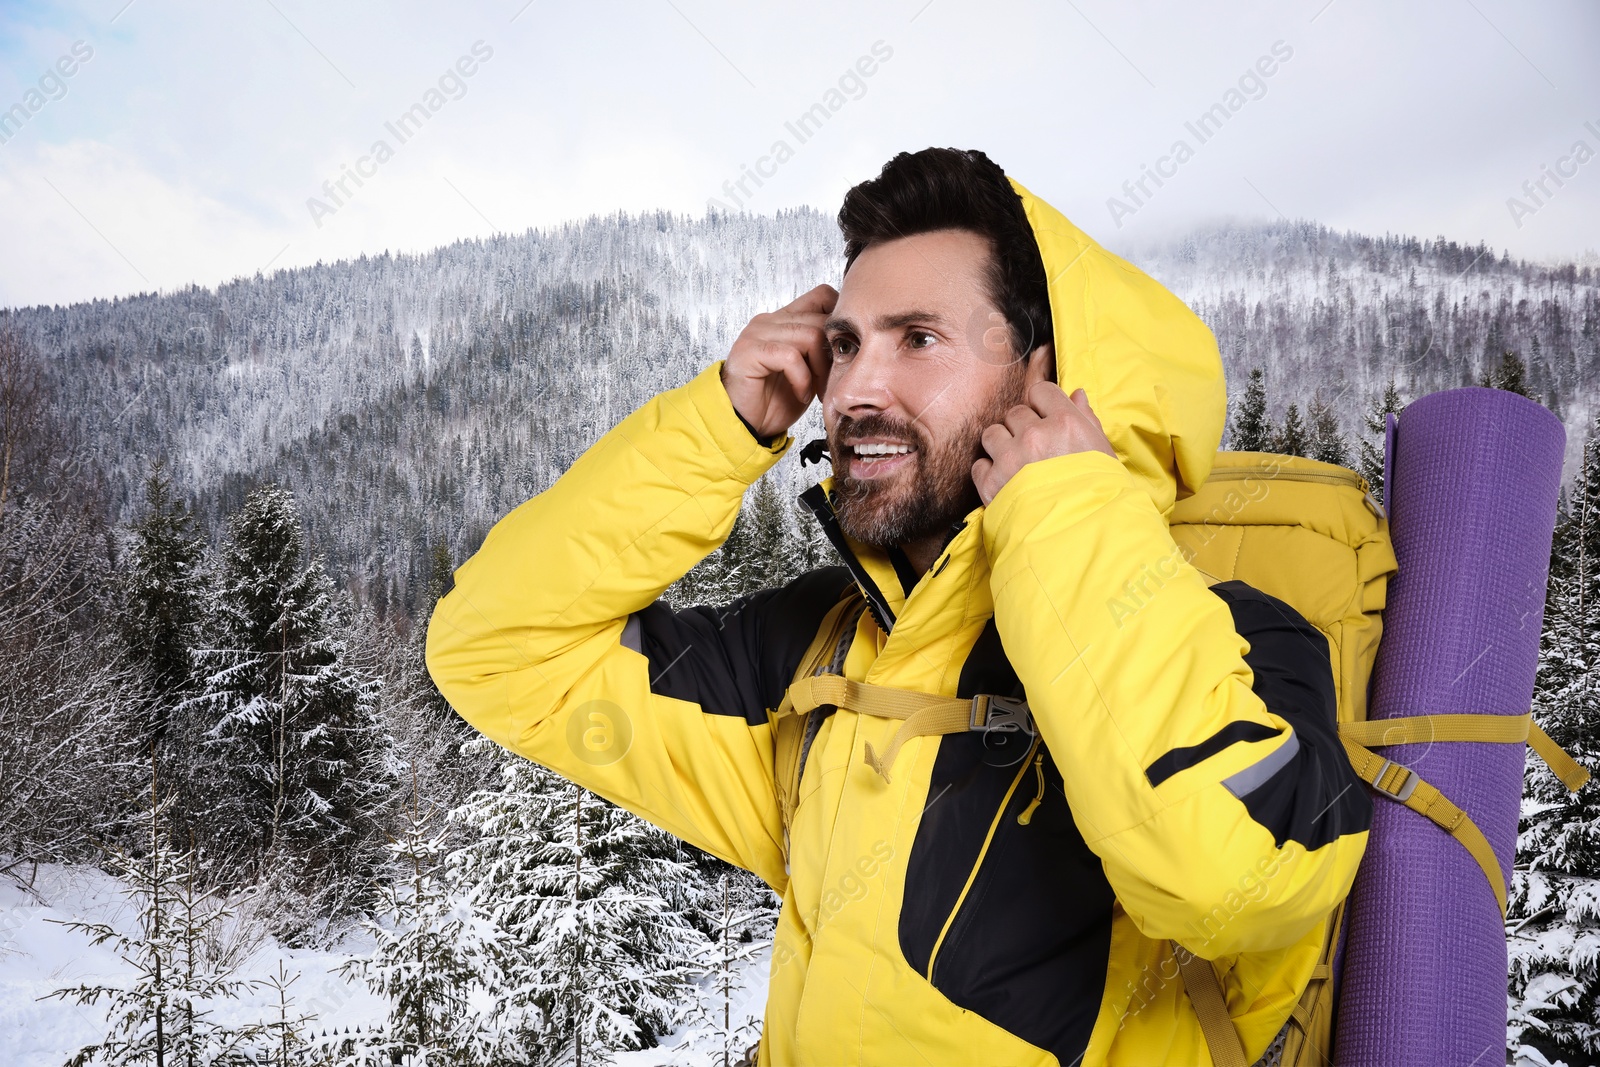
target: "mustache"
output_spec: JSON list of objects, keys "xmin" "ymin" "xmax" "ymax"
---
[{"xmin": 829, "ymin": 413, "xmax": 928, "ymax": 452}]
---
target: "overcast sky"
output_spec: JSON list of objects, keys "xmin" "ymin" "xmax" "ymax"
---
[{"xmin": 1, "ymin": 0, "xmax": 1596, "ymax": 309}]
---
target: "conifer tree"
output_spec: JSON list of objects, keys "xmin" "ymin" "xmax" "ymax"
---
[
  {"xmin": 119, "ymin": 459, "xmax": 208, "ymax": 741},
  {"xmin": 1227, "ymin": 368, "xmax": 1275, "ymax": 451},
  {"xmin": 745, "ymin": 474, "xmax": 795, "ymax": 592},
  {"xmin": 1306, "ymin": 395, "xmax": 1350, "ymax": 467},
  {"xmin": 1509, "ymin": 416, "xmax": 1600, "ymax": 1064},
  {"xmin": 673, "ymin": 871, "xmax": 774, "ymax": 1067},
  {"xmin": 1358, "ymin": 380, "xmax": 1404, "ymax": 503},
  {"xmin": 450, "ymin": 748, "xmax": 706, "ymax": 1066},
  {"xmin": 49, "ymin": 761, "xmax": 264, "ymax": 1067},
  {"xmin": 1482, "ymin": 350, "xmax": 1533, "ymax": 398},
  {"xmin": 339, "ymin": 773, "xmax": 508, "ymax": 1067},
  {"xmin": 1273, "ymin": 402, "xmax": 1308, "ymax": 457},
  {"xmin": 178, "ymin": 483, "xmax": 383, "ymax": 891}
]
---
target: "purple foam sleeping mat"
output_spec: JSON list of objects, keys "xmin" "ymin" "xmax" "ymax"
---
[{"xmin": 1333, "ymin": 388, "xmax": 1565, "ymax": 1065}]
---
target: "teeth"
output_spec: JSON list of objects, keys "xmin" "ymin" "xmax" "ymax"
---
[{"xmin": 854, "ymin": 443, "xmax": 912, "ymax": 456}]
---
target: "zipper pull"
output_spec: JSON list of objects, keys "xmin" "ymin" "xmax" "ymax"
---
[{"xmin": 1017, "ymin": 752, "xmax": 1046, "ymax": 825}]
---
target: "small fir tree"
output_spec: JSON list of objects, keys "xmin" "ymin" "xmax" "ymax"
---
[
  {"xmin": 1306, "ymin": 394, "xmax": 1350, "ymax": 467},
  {"xmin": 1358, "ymin": 380, "xmax": 1404, "ymax": 503},
  {"xmin": 450, "ymin": 748, "xmax": 706, "ymax": 1066},
  {"xmin": 339, "ymin": 772, "xmax": 507, "ymax": 1067},
  {"xmin": 48, "ymin": 761, "xmax": 264, "ymax": 1067},
  {"xmin": 1227, "ymin": 368, "xmax": 1275, "ymax": 451},
  {"xmin": 1273, "ymin": 402, "xmax": 1308, "ymax": 457}
]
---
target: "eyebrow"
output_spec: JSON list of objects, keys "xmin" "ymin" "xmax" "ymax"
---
[{"xmin": 824, "ymin": 309, "xmax": 952, "ymax": 335}]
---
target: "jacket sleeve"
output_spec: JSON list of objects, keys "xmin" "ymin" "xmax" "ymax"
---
[
  {"xmin": 981, "ymin": 449, "xmax": 1371, "ymax": 958},
  {"xmin": 424, "ymin": 360, "xmax": 794, "ymax": 889}
]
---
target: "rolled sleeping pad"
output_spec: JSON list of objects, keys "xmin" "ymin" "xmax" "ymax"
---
[{"xmin": 1334, "ymin": 388, "xmax": 1565, "ymax": 1065}]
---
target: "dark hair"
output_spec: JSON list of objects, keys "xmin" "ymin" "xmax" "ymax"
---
[{"xmin": 837, "ymin": 147, "xmax": 1052, "ymax": 366}]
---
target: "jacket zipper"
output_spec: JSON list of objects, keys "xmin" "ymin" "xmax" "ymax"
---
[
  {"xmin": 924, "ymin": 733, "xmax": 1043, "ymax": 983},
  {"xmin": 1016, "ymin": 751, "xmax": 1046, "ymax": 825},
  {"xmin": 1202, "ymin": 464, "xmax": 1367, "ymax": 490}
]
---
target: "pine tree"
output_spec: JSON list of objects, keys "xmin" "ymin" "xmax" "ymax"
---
[
  {"xmin": 1509, "ymin": 416, "xmax": 1600, "ymax": 1064},
  {"xmin": 48, "ymin": 759, "xmax": 264, "ymax": 1067},
  {"xmin": 1482, "ymin": 350, "xmax": 1534, "ymax": 398},
  {"xmin": 1272, "ymin": 402, "xmax": 1308, "ymax": 457},
  {"xmin": 1358, "ymin": 380, "xmax": 1404, "ymax": 504},
  {"xmin": 178, "ymin": 483, "xmax": 383, "ymax": 893},
  {"xmin": 1306, "ymin": 394, "xmax": 1350, "ymax": 467},
  {"xmin": 668, "ymin": 503, "xmax": 756, "ymax": 610},
  {"xmin": 673, "ymin": 871, "xmax": 775, "ymax": 1067},
  {"xmin": 339, "ymin": 773, "xmax": 508, "ymax": 1067},
  {"xmin": 1227, "ymin": 368, "xmax": 1275, "ymax": 451},
  {"xmin": 257, "ymin": 960, "xmax": 316, "ymax": 1067},
  {"xmin": 746, "ymin": 474, "xmax": 794, "ymax": 593},
  {"xmin": 119, "ymin": 459, "xmax": 208, "ymax": 740},
  {"xmin": 450, "ymin": 749, "xmax": 706, "ymax": 1066}
]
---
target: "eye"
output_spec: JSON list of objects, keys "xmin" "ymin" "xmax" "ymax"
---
[
  {"xmin": 830, "ymin": 335, "xmax": 858, "ymax": 359},
  {"xmin": 907, "ymin": 329, "xmax": 937, "ymax": 350}
]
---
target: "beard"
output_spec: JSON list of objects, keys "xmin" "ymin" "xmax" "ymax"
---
[{"xmin": 830, "ymin": 369, "xmax": 1028, "ymax": 550}]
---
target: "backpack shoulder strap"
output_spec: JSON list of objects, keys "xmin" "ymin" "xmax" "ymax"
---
[{"xmin": 772, "ymin": 589, "xmax": 864, "ymax": 873}]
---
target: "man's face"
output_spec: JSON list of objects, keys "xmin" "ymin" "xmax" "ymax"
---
[{"xmin": 822, "ymin": 228, "xmax": 1049, "ymax": 550}]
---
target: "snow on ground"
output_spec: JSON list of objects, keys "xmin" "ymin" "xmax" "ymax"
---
[
  {"xmin": 0, "ymin": 861, "xmax": 387, "ymax": 1067},
  {"xmin": 1, "ymin": 861, "xmax": 771, "ymax": 1067}
]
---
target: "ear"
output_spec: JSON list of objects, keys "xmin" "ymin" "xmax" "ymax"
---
[{"xmin": 1025, "ymin": 342, "xmax": 1055, "ymax": 387}]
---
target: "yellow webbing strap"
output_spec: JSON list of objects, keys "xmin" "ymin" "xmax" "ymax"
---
[
  {"xmin": 1530, "ymin": 721, "xmax": 1592, "ymax": 792},
  {"xmin": 1339, "ymin": 713, "xmax": 1531, "ymax": 747},
  {"xmin": 773, "ymin": 595, "xmax": 863, "ymax": 868},
  {"xmin": 1172, "ymin": 944, "xmax": 1249, "ymax": 1067},
  {"xmin": 1338, "ymin": 713, "xmax": 1589, "ymax": 792},
  {"xmin": 783, "ymin": 674, "xmax": 967, "ymax": 784},
  {"xmin": 1338, "ymin": 735, "xmax": 1510, "ymax": 917},
  {"xmin": 784, "ymin": 673, "xmax": 969, "ymax": 723},
  {"xmin": 1332, "ymin": 713, "xmax": 1591, "ymax": 918},
  {"xmin": 778, "ymin": 674, "xmax": 1027, "ymax": 784}
]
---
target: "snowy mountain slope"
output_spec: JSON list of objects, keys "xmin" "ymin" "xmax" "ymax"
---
[{"xmin": 3, "ymin": 209, "xmax": 1594, "ymax": 627}]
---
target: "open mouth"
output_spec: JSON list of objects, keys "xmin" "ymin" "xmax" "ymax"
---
[{"xmin": 845, "ymin": 440, "xmax": 917, "ymax": 479}]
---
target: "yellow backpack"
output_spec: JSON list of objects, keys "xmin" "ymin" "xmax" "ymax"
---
[
  {"xmin": 1166, "ymin": 452, "xmax": 1391, "ymax": 1065},
  {"xmin": 1168, "ymin": 452, "xmax": 1586, "ymax": 1066},
  {"xmin": 773, "ymin": 451, "xmax": 1588, "ymax": 1065}
]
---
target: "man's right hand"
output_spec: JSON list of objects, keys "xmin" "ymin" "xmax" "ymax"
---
[{"xmin": 721, "ymin": 284, "xmax": 837, "ymax": 440}]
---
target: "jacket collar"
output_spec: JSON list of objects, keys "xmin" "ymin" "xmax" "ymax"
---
[{"xmin": 797, "ymin": 477, "xmax": 994, "ymax": 653}]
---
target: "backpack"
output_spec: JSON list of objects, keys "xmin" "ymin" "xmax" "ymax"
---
[{"xmin": 773, "ymin": 451, "xmax": 1588, "ymax": 1066}]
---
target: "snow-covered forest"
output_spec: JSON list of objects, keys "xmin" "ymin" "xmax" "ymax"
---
[{"xmin": 3, "ymin": 206, "xmax": 1600, "ymax": 1065}]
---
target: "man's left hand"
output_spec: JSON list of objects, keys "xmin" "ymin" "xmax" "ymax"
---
[{"xmin": 973, "ymin": 382, "xmax": 1117, "ymax": 506}]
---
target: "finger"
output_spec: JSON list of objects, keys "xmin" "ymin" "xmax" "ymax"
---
[
  {"xmin": 784, "ymin": 284, "xmax": 839, "ymax": 316},
  {"xmin": 780, "ymin": 352, "xmax": 813, "ymax": 406},
  {"xmin": 972, "ymin": 456, "xmax": 994, "ymax": 502},
  {"xmin": 980, "ymin": 421, "xmax": 1013, "ymax": 457},
  {"xmin": 1069, "ymin": 388, "xmax": 1107, "ymax": 433},
  {"xmin": 755, "ymin": 340, "xmax": 814, "ymax": 402},
  {"xmin": 1002, "ymin": 403, "xmax": 1040, "ymax": 436},
  {"xmin": 1028, "ymin": 380, "xmax": 1073, "ymax": 417},
  {"xmin": 763, "ymin": 321, "xmax": 831, "ymax": 371}
]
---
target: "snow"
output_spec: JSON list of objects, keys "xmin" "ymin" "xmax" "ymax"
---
[
  {"xmin": 0, "ymin": 861, "xmax": 387, "ymax": 1067},
  {"xmin": 1, "ymin": 859, "xmax": 774, "ymax": 1067}
]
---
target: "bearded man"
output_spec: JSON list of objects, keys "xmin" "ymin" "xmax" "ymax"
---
[{"xmin": 426, "ymin": 147, "xmax": 1369, "ymax": 1066}]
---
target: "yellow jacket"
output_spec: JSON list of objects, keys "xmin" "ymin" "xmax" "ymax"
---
[{"xmin": 425, "ymin": 178, "xmax": 1370, "ymax": 1066}]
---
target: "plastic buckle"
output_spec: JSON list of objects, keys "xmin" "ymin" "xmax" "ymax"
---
[
  {"xmin": 1372, "ymin": 758, "xmax": 1417, "ymax": 802},
  {"xmin": 970, "ymin": 694, "xmax": 1035, "ymax": 737}
]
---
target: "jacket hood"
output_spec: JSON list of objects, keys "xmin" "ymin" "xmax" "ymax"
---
[{"xmin": 1008, "ymin": 176, "xmax": 1226, "ymax": 516}]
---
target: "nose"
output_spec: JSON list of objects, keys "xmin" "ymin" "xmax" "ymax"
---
[{"xmin": 826, "ymin": 335, "xmax": 898, "ymax": 422}]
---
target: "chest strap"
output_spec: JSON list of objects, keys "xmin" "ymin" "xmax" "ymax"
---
[{"xmin": 778, "ymin": 673, "xmax": 1033, "ymax": 784}]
